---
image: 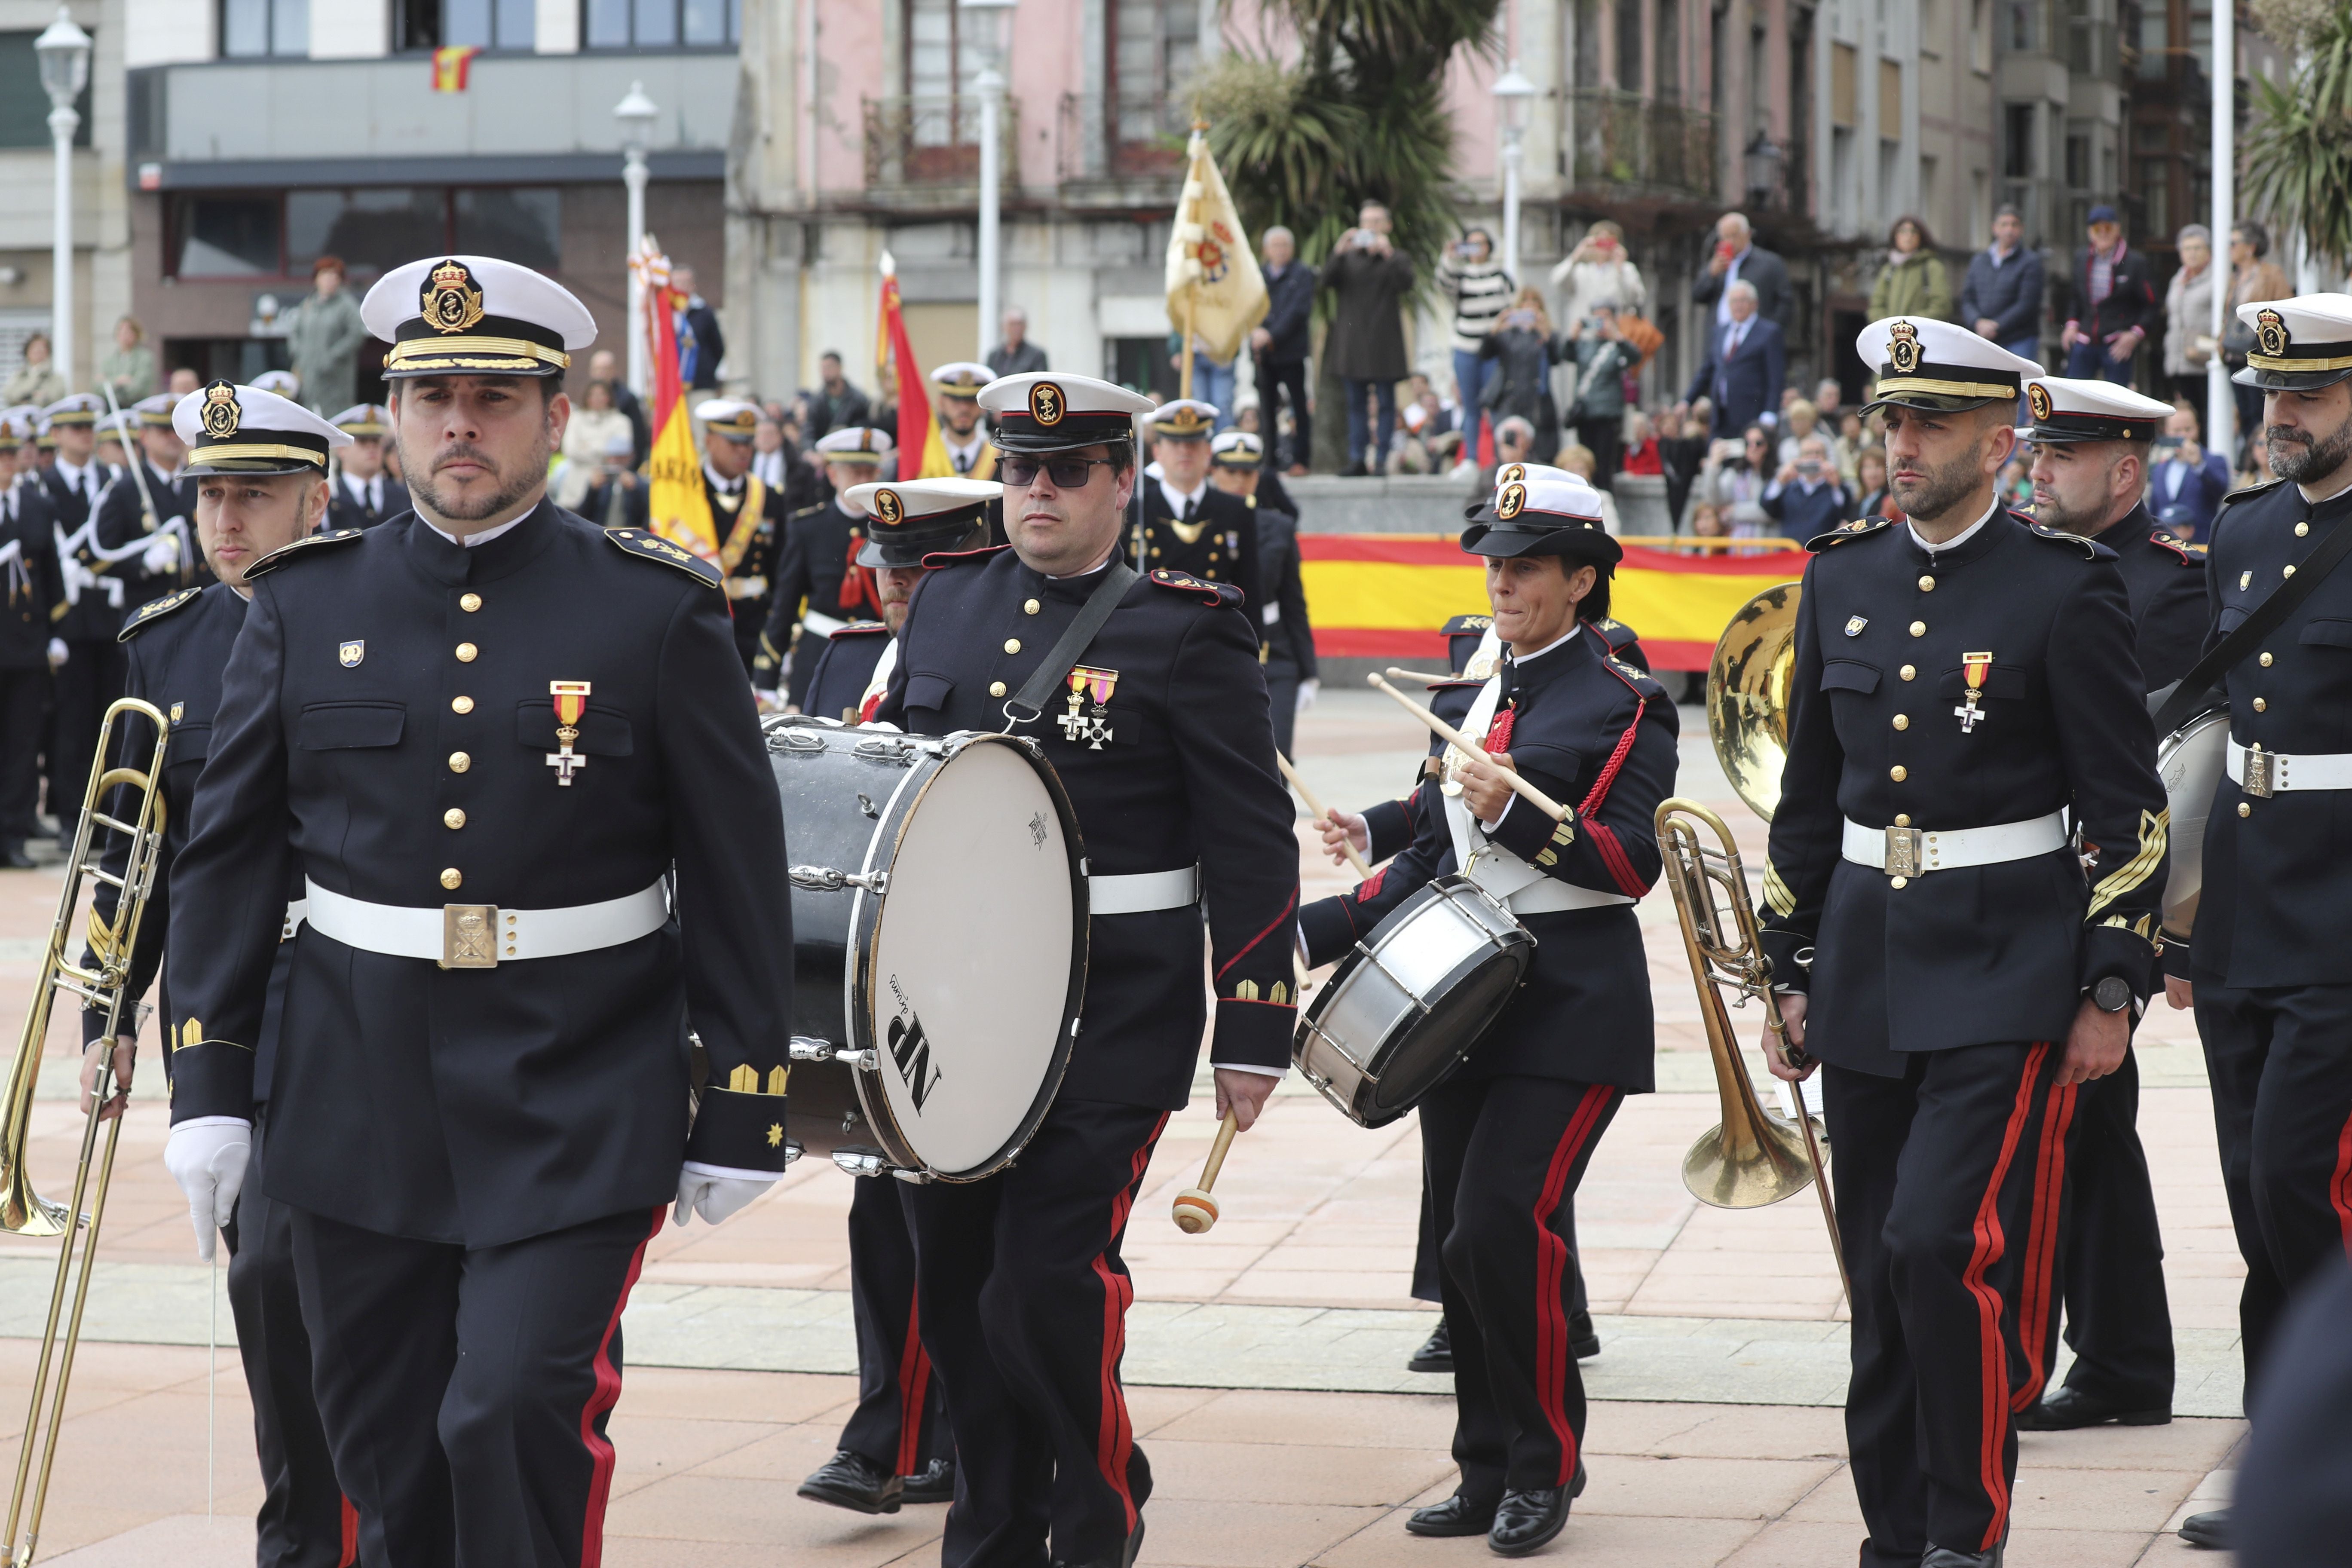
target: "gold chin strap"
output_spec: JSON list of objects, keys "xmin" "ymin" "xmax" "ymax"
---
[{"xmin": 2246, "ymin": 351, "xmax": 2352, "ymax": 372}]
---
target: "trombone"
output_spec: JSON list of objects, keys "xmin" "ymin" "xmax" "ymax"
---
[
  {"xmin": 1655, "ymin": 798, "xmax": 1846, "ymax": 1302},
  {"xmin": 0, "ymin": 698, "xmax": 170, "ymax": 1566}
]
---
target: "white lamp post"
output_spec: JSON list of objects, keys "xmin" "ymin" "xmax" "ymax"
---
[
  {"xmin": 614, "ymin": 82, "xmax": 659, "ymax": 395},
  {"xmin": 35, "ymin": 6, "xmax": 91, "ymax": 389},
  {"xmin": 1491, "ymin": 64, "xmax": 1534, "ymax": 285},
  {"xmin": 962, "ymin": 0, "xmax": 1017, "ymax": 361},
  {"xmin": 2207, "ymin": 7, "xmax": 2233, "ymax": 457}
]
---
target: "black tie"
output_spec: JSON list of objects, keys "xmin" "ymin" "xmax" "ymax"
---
[
  {"xmin": 955, "ymin": 450, "xmax": 971, "ymax": 475},
  {"xmin": 1182, "ymin": 498, "xmax": 1197, "ymax": 524}
]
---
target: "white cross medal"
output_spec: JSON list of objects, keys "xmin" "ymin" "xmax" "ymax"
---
[
  {"xmin": 548, "ymin": 680, "xmax": 591, "ymax": 783},
  {"xmin": 1954, "ymin": 652, "xmax": 1992, "ymax": 733}
]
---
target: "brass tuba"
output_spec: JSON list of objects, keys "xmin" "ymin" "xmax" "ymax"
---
[
  {"xmin": 1706, "ymin": 582, "xmax": 1801, "ymax": 821},
  {"xmin": 0, "ymin": 698, "xmax": 170, "ymax": 1566}
]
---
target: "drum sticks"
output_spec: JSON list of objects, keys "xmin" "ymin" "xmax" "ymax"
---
[
  {"xmin": 1171, "ymin": 1112, "xmax": 1240, "ymax": 1233},
  {"xmin": 1275, "ymin": 753, "xmax": 1372, "ymax": 879},
  {"xmin": 1368, "ymin": 672, "xmax": 1570, "ymax": 823}
]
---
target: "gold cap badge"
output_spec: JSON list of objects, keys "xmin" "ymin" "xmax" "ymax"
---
[
  {"xmin": 422, "ymin": 259, "xmax": 488, "ymax": 335},
  {"xmin": 200, "ymin": 382, "xmax": 241, "ymax": 440},
  {"xmin": 1497, "ymin": 462, "xmax": 1526, "ymax": 484},
  {"xmin": 2256, "ymin": 308, "xmax": 2288, "ymax": 359},
  {"xmin": 1886, "ymin": 321, "xmax": 1922, "ymax": 375},
  {"xmin": 1029, "ymin": 380, "xmax": 1065, "ymax": 426},
  {"xmin": 2026, "ymin": 382, "xmax": 2053, "ymax": 422},
  {"xmin": 1496, "ymin": 481, "xmax": 1527, "ymax": 521},
  {"xmin": 873, "ymin": 487, "xmax": 904, "ymax": 525}
]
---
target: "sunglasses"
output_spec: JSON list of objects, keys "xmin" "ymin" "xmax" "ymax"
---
[{"xmin": 999, "ymin": 455, "xmax": 1113, "ymax": 487}]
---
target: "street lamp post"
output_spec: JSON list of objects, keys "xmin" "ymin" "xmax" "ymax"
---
[
  {"xmin": 962, "ymin": 0, "xmax": 1017, "ymax": 362},
  {"xmin": 1491, "ymin": 65, "xmax": 1534, "ymax": 285},
  {"xmin": 614, "ymin": 82, "xmax": 659, "ymax": 396},
  {"xmin": 2207, "ymin": 4, "xmax": 2233, "ymax": 456},
  {"xmin": 35, "ymin": 6, "xmax": 91, "ymax": 389}
]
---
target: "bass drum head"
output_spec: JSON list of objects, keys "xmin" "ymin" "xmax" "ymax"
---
[
  {"xmin": 855, "ymin": 735, "xmax": 1085, "ymax": 1179},
  {"xmin": 2158, "ymin": 707, "xmax": 2228, "ymax": 933},
  {"xmin": 1369, "ymin": 948, "xmax": 1526, "ymax": 1116}
]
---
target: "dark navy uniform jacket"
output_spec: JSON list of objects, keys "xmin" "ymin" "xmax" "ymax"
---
[
  {"xmin": 92, "ymin": 459, "xmax": 203, "ymax": 613},
  {"xmin": 2089, "ymin": 503, "xmax": 2207, "ymax": 693},
  {"xmin": 77, "ymin": 585, "xmax": 300, "ymax": 1095},
  {"xmin": 325, "ymin": 474, "xmax": 410, "ymax": 532},
  {"xmin": 1759, "ymin": 507, "xmax": 2169, "ymax": 1075},
  {"xmin": 757, "ymin": 498, "xmax": 873, "ymax": 695},
  {"xmin": 160, "ymin": 503, "xmax": 795, "ymax": 1247},
  {"xmin": 0, "ymin": 480, "xmax": 61, "ymax": 670},
  {"xmin": 875, "ymin": 550, "xmax": 1300, "ymax": 1109},
  {"xmin": 1130, "ymin": 483, "xmax": 1262, "ymax": 620},
  {"xmin": 1255, "ymin": 505, "xmax": 1318, "ymax": 675},
  {"xmin": 706, "ymin": 467, "xmax": 787, "ymax": 673},
  {"xmin": 802, "ymin": 621, "xmax": 890, "ymax": 724},
  {"xmin": 2175, "ymin": 479, "xmax": 2352, "ymax": 989},
  {"xmin": 1300, "ymin": 625, "xmax": 1677, "ymax": 1090},
  {"xmin": 44, "ymin": 461, "xmax": 129, "ymax": 642}
]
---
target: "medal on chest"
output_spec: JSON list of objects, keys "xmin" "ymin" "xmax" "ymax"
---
[
  {"xmin": 548, "ymin": 680, "xmax": 591, "ymax": 784},
  {"xmin": 1954, "ymin": 652, "xmax": 1991, "ymax": 733},
  {"xmin": 1057, "ymin": 665, "xmax": 1118, "ymax": 749}
]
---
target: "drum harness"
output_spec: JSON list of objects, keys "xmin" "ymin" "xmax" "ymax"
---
[{"xmin": 995, "ymin": 557, "xmax": 1197, "ymax": 917}]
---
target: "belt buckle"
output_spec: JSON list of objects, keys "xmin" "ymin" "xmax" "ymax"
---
[
  {"xmin": 1883, "ymin": 826, "xmax": 1924, "ymax": 878},
  {"xmin": 2242, "ymin": 746, "xmax": 2274, "ymax": 798},
  {"xmin": 441, "ymin": 904, "xmax": 500, "ymax": 969}
]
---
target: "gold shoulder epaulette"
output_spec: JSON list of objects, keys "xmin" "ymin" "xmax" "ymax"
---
[
  {"xmin": 244, "ymin": 528, "xmax": 364, "ymax": 580},
  {"xmin": 117, "ymin": 586, "xmax": 202, "ymax": 642},
  {"xmin": 604, "ymin": 528, "xmax": 721, "ymax": 588},
  {"xmin": 1807, "ymin": 517, "xmax": 1893, "ymax": 552},
  {"xmin": 2026, "ymin": 521, "xmax": 2103, "ymax": 559}
]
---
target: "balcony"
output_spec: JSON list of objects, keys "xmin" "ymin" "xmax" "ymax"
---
[
  {"xmin": 1565, "ymin": 92, "xmax": 1718, "ymax": 203},
  {"xmin": 1057, "ymin": 92, "xmax": 1189, "ymax": 197},
  {"xmin": 861, "ymin": 95, "xmax": 1022, "ymax": 196}
]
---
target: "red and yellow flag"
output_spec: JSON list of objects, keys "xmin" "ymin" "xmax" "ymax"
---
[
  {"xmin": 875, "ymin": 254, "xmax": 954, "ymax": 480},
  {"xmin": 634, "ymin": 239, "xmax": 719, "ymax": 561},
  {"xmin": 430, "ymin": 46, "xmax": 479, "ymax": 92}
]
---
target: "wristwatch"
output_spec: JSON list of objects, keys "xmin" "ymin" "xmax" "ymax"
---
[{"xmin": 2091, "ymin": 975, "xmax": 2133, "ymax": 1014}]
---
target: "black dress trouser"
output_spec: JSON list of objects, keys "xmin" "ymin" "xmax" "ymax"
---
[
  {"xmin": 901, "ymin": 1098, "xmax": 1167, "ymax": 1568},
  {"xmin": 840, "ymin": 1172, "xmax": 952, "ymax": 1474},
  {"xmin": 1417, "ymin": 1073, "xmax": 1623, "ymax": 1501},
  {"xmin": 2013, "ymin": 1047, "xmax": 2174, "ymax": 1410},
  {"xmin": 0, "ymin": 666, "xmax": 47, "ymax": 842},
  {"xmin": 227, "ymin": 1114, "xmax": 355, "ymax": 1568},
  {"xmin": 288, "ymin": 1203, "xmax": 666, "ymax": 1568},
  {"xmin": 1412, "ymin": 1145, "xmax": 1590, "ymax": 1322},
  {"xmin": 48, "ymin": 637, "xmax": 122, "ymax": 833},
  {"xmin": 2191, "ymin": 980, "xmax": 2352, "ymax": 1390},
  {"xmin": 1826, "ymin": 1041, "xmax": 2073, "ymax": 1565}
]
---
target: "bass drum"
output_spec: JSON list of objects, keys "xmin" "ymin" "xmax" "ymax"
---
[
  {"xmin": 767, "ymin": 717, "xmax": 1087, "ymax": 1181},
  {"xmin": 2157, "ymin": 704, "xmax": 2229, "ymax": 935}
]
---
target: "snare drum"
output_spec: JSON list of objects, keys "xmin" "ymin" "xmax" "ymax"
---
[
  {"xmin": 766, "ymin": 717, "xmax": 1087, "ymax": 1180},
  {"xmin": 1293, "ymin": 876, "xmax": 1533, "ymax": 1127},
  {"xmin": 2156, "ymin": 704, "xmax": 2227, "ymax": 933}
]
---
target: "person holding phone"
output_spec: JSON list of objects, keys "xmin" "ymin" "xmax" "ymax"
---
[
  {"xmin": 2145, "ymin": 402, "xmax": 2231, "ymax": 542},
  {"xmin": 1320, "ymin": 201, "xmax": 1415, "ymax": 475},
  {"xmin": 1690, "ymin": 213, "xmax": 1792, "ymax": 343}
]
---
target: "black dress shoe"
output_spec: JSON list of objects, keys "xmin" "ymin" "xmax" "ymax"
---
[
  {"xmin": 899, "ymin": 1454, "xmax": 955, "ymax": 1503},
  {"xmin": 2178, "ymin": 1508, "xmax": 2230, "ymax": 1548},
  {"xmin": 1405, "ymin": 1491, "xmax": 1498, "ymax": 1537},
  {"xmin": 1570, "ymin": 1309, "xmax": 1599, "ymax": 1361},
  {"xmin": 2013, "ymin": 1385, "xmax": 2170, "ymax": 1430},
  {"xmin": 0, "ymin": 841, "xmax": 31, "ymax": 870},
  {"xmin": 1407, "ymin": 1317, "xmax": 1453, "ymax": 1373},
  {"xmin": 1921, "ymin": 1547, "xmax": 2002, "ymax": 1568},
  {"xmin": 796, "ymin": 1449, "xmax": 903, "ymax": 1514},
  {"xmin": 1488, "ymin": 1486, "xmax": 1568, "ymax": 1556}
]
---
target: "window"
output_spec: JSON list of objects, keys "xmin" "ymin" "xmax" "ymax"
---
[
  {"xmin": 904, "ymin": 0, "xmax": 987, "ymax": 98},
  {"xmin": 222, "ymin": 0, "xmax": 308, "ymax": 57},
  {"xmin": 2007, "ymin": 0, "xmax": 2038, "ymax": 50},
  {"xmin": 2003, "ymin": 102, "xmax": 2036, "ymax": 178},
  {"xmin": 1576, "ymin": 0, "xmax": 1602, "ymax": 86},
  {"xmin": 1970, "ymin": 0, "xmax": 1992, "ymax": 70},
  {"xmin": 169, "ymin": 187, "xmax": 564, "ymax": 280},
  {"xmin": 1615, "ymin": 0, "xmax": 1643, "ymax": 92},
  {"xmin": 2065, "ymin": 131, "xmax": 2090, "ymax": 189},
  {"xmin": 1106, "ymin": 0, "xmax": 1194, "ymax": 158},
  {"xmin": 398, "ymin": 0, "xmax": 537, "ymax": 50},
  {"xmin": 584, "ymin": 0, "xmax": 740, "ymax": 48},
  {"xmin": 1656, "ymin": 0, "xmax": 1681, "ymax": 100},
  {"xmin": 0, "ymin": 31, "xmax": 94, "ymax": 149}
]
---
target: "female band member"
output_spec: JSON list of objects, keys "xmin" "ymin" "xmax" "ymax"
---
[{"xmin": 1298, "ymin": 474, "xmax": 1677, "ymax": 1556}]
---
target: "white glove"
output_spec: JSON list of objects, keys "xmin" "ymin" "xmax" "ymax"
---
[
  {"xmin": 141, "ymin": 532, "xmax": 180, "ymax": 576},
  {"xmin": 674, "ymin": 1164, "xmax": 776, "ymax": 1227},
  {"xmin": 1295, "ymin": 678, "xmax": 1320, "ymax": 716},
  {"xmin": 164, "ymin": 1118, "xmax": 252, "ymax": 1262},
  {"xmin": 45, "ymin": 639, "xmax": 65, "ymax": 671}
]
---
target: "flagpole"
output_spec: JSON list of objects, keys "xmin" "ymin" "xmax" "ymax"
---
[{"xmin": 1179, "ymin": 124, "xmax": 1204, "ymax": 403}]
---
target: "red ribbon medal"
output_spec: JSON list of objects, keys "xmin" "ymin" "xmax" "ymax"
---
[
  {"xmin": 548, "ymin": 680, "xmax": 591, "ymax": 784},
  {"xmin": 1955, "ymin": 652, "xmax": 1991, "ymax": 734}
]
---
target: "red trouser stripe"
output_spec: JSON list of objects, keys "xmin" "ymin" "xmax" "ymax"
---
[
  {"xmin": 338, "ymin": 1495, "xmax": 358, "ymax": 1567},
  {"xmin": 1532, "ymin": 1085, "xmax": 1616, "ymax": 1487},
  {"xmin": 895, "ymin": 1288, "xmax": 932, "ymax": 1477},
  {"xmin": 577, "ymin": 1206, "xmax": 665, "ymax": 1568},
  {"xmin": 1962, "ymin": 1044, "xmax": 2049, "ymax": 1553},
  {"xmin": 2333, "ymin": 1108, "xmax": 2352, "ymax": 1261},
  {"xmin": 2011, "ymin": 1079, "xmax": 2079, "ymax": 1412},
  {"xmin": 1089, "ymin": 1114, "xmax": 1168, "ymax": 1532}
]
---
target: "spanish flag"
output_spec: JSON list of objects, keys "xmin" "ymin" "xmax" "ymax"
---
[
  {"xmin": 635, "ymin": 239, "xmax": 720, "ymax": 561},
  {"xmin": 875, "ymin": 254, "xmax": 954, "ymax": 479},
  {"xmin": 430, "ymin": 46, "xmax": 479, "ymax": 93}
]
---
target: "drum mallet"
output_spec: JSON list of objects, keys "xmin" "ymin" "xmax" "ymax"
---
[
  {"xmin": 1276, "ymin": 752, "xmax": 1372, "ymax": 879},
  {"xmin": 1172, "ymin": 1111, "xmax": 1240, "ymax": 1234},
  {"xmin": 1369, "ymin": 672, "xmax": 1570, "ymax": 823}
]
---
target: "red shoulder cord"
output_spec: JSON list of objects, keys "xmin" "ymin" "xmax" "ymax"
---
[
  {"xmin": 1483, "ymin": 703, "xmax": 1516, "ymax": 753},
  {"xmin": 1576, "ymin": 655, "xmax": 1654, "ymax": 817}
]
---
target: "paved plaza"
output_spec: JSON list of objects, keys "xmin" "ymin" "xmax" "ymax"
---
[{"xmin": 0, "ymin": 692, "xmax": 2246, "ymax": 1564}]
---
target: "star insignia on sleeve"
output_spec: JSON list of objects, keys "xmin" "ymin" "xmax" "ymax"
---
[{"xmin": 766, "ymin": 1123, "xmax": 784, "ymax": 1147}]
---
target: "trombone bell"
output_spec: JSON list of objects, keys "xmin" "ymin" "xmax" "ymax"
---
[{"xmin": 1706, "ymin": 582, "xmax": 1801, "ymax": 823}]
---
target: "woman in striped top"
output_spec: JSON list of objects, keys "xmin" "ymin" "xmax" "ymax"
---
[{"xmin": 1438, "ymin": 228, "xmax": 1514, "ymax": 457}]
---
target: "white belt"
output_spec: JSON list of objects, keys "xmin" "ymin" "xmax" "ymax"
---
[
  {"xmin": 802, "ymin": 609, "xmax": 848, "ymax": 638},
  {"xmin": 726, "ymin": 574, "xmax": 769, "ymax": 600},
  {"xmin": 2226, "ymin": 739, "xmax": 2352, "ymax": 797},
  {"xmin": 282, "ymin": 899, "xmax": 308, "ymax": 940},
  {"xmin": 1504, "ymin": 879, "xmax": 1635, "ymax": 915},
  {"xmin": 302, "ymin": 877, "xmax": 670, "ymax": 968},
  {"xmin": 1840, "ymin": 812, "xmax": 2069, "ymax": 876},
  {"xmin": 1089, "ymin": 864, "xmax": 1200, "ymax": 916}
]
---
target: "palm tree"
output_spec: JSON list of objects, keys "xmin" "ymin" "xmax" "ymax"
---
[{"xmin": 2242, "ymin": 3, "xmax": 2352, "ymax": 277}]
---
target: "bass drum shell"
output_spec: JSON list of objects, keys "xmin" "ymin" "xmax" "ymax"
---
[
  {"xmin": 1294, "ymin": 876, "xmax": 1533, "ymax": 1128},
  {"xmin": 2157, "ymin": 706, "xmax": 2228, "ymax": 935},
  {"xmin": 767, "ymin": 718, "xmax": 1087, "ymax": 1180}
]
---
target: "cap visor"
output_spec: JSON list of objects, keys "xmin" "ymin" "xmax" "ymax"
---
[
  {"xmin": 1861, "ymin": 391, "xmax": 2005, "ymax": 415},
  {"xmin": 183, "ymin": 456, "xmax": 321, "ymax": 477},
  {"xmin": 2233, "ymin": 364, "xmax": 2352, "ymax": 392},
  {"xmin": 1460, "ymin": 524, "xmax": 1623, "ymax": 564}
]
